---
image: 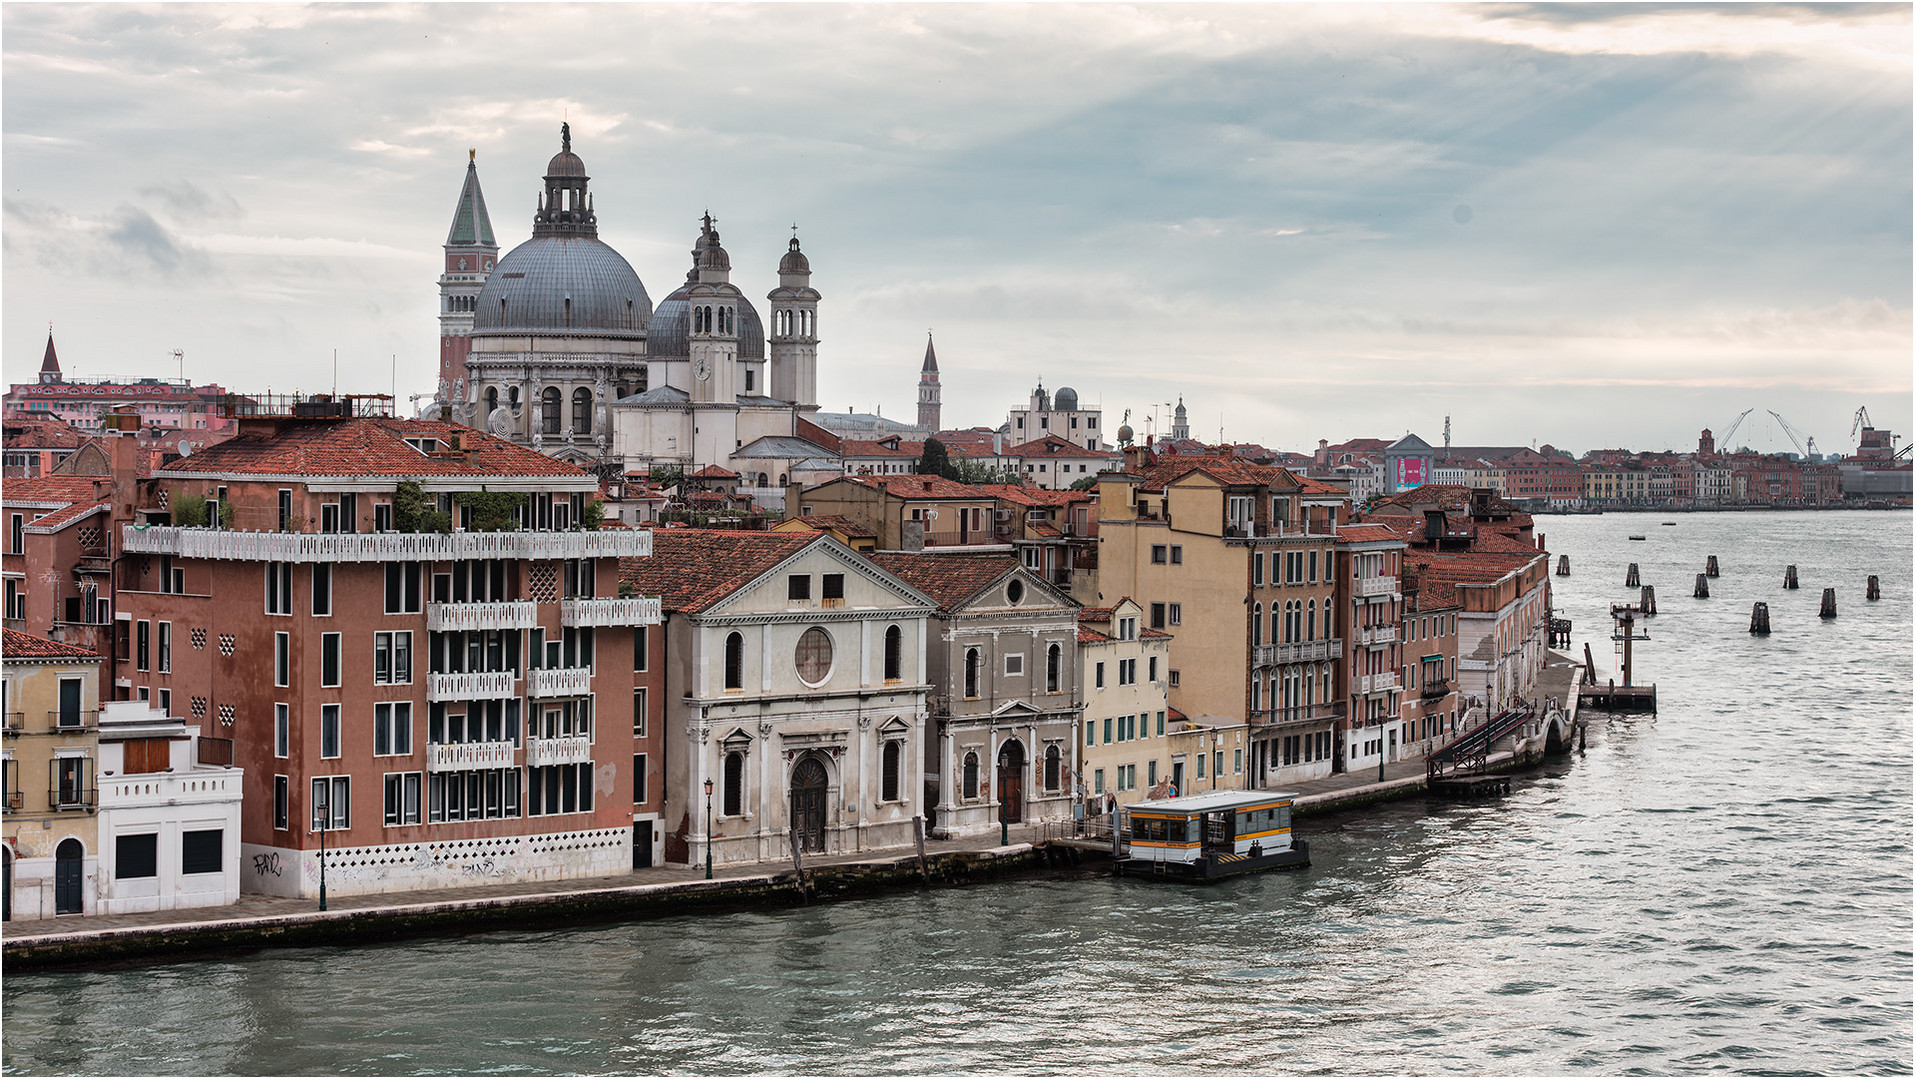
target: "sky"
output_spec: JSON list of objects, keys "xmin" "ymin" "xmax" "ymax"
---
[{"xmin": 4, "ymin": 2, "xmax": 1909, "ymax": 457}]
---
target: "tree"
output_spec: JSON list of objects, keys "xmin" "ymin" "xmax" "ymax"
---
[
  {"xmin": 916, "ymin": 438, "xmax": 958, "ymax": 480},
  {"xmin": 1068, "ymin": 475, "xmax": 1100, "ymax": 492},
  {"xmin": 172, "ymin": 492, "xmax": 209, "ymax": 528}
]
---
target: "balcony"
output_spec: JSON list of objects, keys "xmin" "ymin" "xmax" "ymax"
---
[
  {"xmin": 46, "ymin": 710, "xmax": 98, "ymax": 733},
  {"xmin": 1359, "ymin": 625, "xmax": 1398, "ymax": 647},
  {"xmin": 3, "ymin": 789, "xmax": 20, "ymax": 812},
  {"xmin": 1256, "ymin": 703, "xmax": 1347, "ymax": 727},
  {"xmin": 49, "ymin": 783, "xmax": 96, "ymax": 811},
  {"xmin": 121, "ymin": 525, "xmax": 653, "ymax": 564},
  {"xmin": 426, "ymin": 670, "xmax": 518, "ymax": 702},
  {"xmin": 526, "ymin": 735, "xmax": 593, "ymax": 768},
  {"xmin": 560, "ymin": 596, "xmax": 663, "ymax": 627},
  {"xmin": 426, "ymin": 739, "xmax": 519, "ymax": 773},
  {"xmin": 1420, "ymin": 677, "xmax": 1452, "ymax": 700},
  {"xmin": 1355, "ymin": 576, "xmax": 1398, "ymax": 598},
  {"xmin": 99, "ymin": 767, "xmax": 240, "ymax": 809},
  {"xmin": 527, "ymin": 666, "xmax": 593, "ymax": 698},
  {"xmin": 1357, "ymin": 672, "xmax": 1400, "ymax": 695},
  {"xmin": 4, "ymin": 712, "xmax": 23, "ymax": 733},
  {"xmin": 426, "ymin": 600, "xmax": 539, "ymax": 633},
  {"xmin": 1254, "ymin": 639, "xmax": 1341, "ymax": 667}
]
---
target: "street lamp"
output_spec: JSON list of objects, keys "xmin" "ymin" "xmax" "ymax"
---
[
  {"xmin": 313, "ymin": 783, "xmax": 329, "ymax": 912},
  {"xmin": 703, "ymin": 777, "xmax": 714, "ymax": 880}
]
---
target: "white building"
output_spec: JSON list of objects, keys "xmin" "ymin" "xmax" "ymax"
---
[
  {"xmin": 1006, "ymin": 383, "xmax": 1103, "ymax": 452},
  {"xmin": 95, "ymin": 700, "xmax": 244, "ymax": 914}
]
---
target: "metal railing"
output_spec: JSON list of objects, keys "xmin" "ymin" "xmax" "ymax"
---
[
  {"xmin": 46, "ymin": 710, "xmax": 98, "ymax": 731},
  {"xmin": 50, "ymin": 783, "xmax": 96, "ymax": 811},
  {"xmin": 4, "ymin": 712, "xmax": 23, "ymax": 732},
  {"xmin": 1256, "ymin": 703, "xmax": 1347, "ymax": 726},
  {"xmin": 123, "ymin": 525, "xmax": 652, "ymax": 564},
  {"xmin": 1420, "ymin": 678, "xmax": 1451, "ymax": 700}
]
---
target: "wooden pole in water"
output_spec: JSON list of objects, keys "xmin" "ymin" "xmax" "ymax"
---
[
  {"xmin": 1641, "ymin": 585, "xmax": 1657, "ymax": 615},
  {"xmin": 789, "ymin": 824, "xmax": 808, "ymax": 900},
  {"xmin": 1750, "ymin": 602, "xmax": 1770, "ymax": 635},
  {"xmin": 1626, "ymin": 563, "xmax": 1640, "ymax": 588},
  {"xmin": 1694, "ymin": 573, "xmax": 1710, "ymax": 599},
  {"xmin": 1820, "ymin": 588, "xmax": 1838, "ymax": 619},
  {"xmin": 1557, "ymin": 554, "xmax": 1570, "ymax": 577},
  {"xmin": 1867, "ymin": 575, "xmax": 1881, "ymax": 601},
  {"xmin": 1784, "ymin": 565, "xmax": 1799, "ymax": 590},
  {"xmin": 913, "ymin": 814, "xmax": 930, "ymax": 886},
  {"xmin": 1706, "ymin": 555, "xmax": 1719, "ymax": 578},
  {"xmin": 1582, "ymin": 642, "xmax": 1597, "ymax": 685}
]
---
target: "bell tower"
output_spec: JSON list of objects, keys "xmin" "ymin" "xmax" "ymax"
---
[
  {"xmin": 439, "ymin": 149, "xmax": 497, "ymax": 408},
  {"xmin": 688, "ymin": 213, "xmax": 740, "ymax": 406},
  {"xmin": 917, "ymin": 332, "xmax": 941, "ymax": 431},
  {"xmin": 768, "ymin": 229, "xmax": 821, "ymax": 410}
]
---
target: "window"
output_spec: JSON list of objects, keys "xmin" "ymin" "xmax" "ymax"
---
[
  {"xmin": 381, "ymin": 773, "xmax": 422, "ymax": 826},
  {"xmin": 1150, "ymin": 603, "xmax": 1166, "ymax": 629},
  {"xmin": 375, "ymin": 631, "xmax": 412, "ymax": 684},
  {"xmin": 723, "ymin": 752, "xmax": 745, "ymax": 817},
  {"xmin": 962, "ymin": 752, "xmax": 979, "ymax": 799},
  {"xmin": 374, "ymin": 503, "xmax": 394, "ymax": 532},
  {"xmin": 274, "ymin": 775, "xmax": 289, "ymax": 830},
  {"xmin": 278, "ymin": 489, "xmax": 293, "ymax": 532},
  {"xmin": 1169, "ymin": 603, "xmax": 1182, "ymax": 626},
  {"xmin": 1118, "ymin": 617, "xmax": 1136, "ymax": 641},
  {"xmin": 7, "ymin": 513, "xmax": 20, "ymax": 554},
  {"xmin": 274, "ymin": 632, "xmax": 289, "ymax": 687},
  {"xmin": 374, "ymin": 702, "xmax": 413, "ymax": 756},
  {"xmin": 724, "ymin": 632, "xmax": 744, "ymax": 690},
  {"xmin": 312, "ymin": 776, "xmax": 350, "ymax": 829},
  {"xmin": 321, "ymin": 704, "xmax": 341, "ymax": 759},
  {"xmin": 1151, "ymin": 545, "xmax": 1167, "ymax": 564},
  {"xmin": 882, "ymin": 741, "xmax": 901, "ymax": 801},
  {"xmin": 1195, "ymin": 752, "xmax": 1205, "ymax": 779},
  {"xmin": 1045, "ymin": 745, "xmax": 1061, "ymax": 791},
  {"xmin": 633, "ymin": 687, "xmax": 649, "ymax": 738},
  {"xmin": 572, "ymin": 387, "xmax": 593, "ymax": 435},
  {"xmin": 274, "ymin": 703, "xmax": 289, "ymax": 758},
  {"xmin": 1093, "ymin": 768, "xmax": 1105, "ymax": 796},
  {"xmin": 1169, "ymin": 669, "xmax": 1180, "ymax": 688},
  {"xmin": 633, "ymin": 625, "xmax": 649, "ymax": 672},
  {"xmin": 1170, "ymin": 546, "xmax": 1182, "ymax": 565},
  {"xmin": 964, "ymin": 648, "xmax": 981, "ymax": 698},
  {"xmin": 1103, "ymin": 717, "xmax": 1113, "ymax": 743},
  {"xmin": 1045, "ymin": 644, "xmax": 1061, "ymax": 693},
  {"xmin": 116, "ymin": 833, "xmax": 159, "ymax": 879},
  {"xmin": 384, "ymin": 562, "xmax": 422, "ymax": 614},
  {"xmin": 137, "ymin": 621, "xmax": 150, "ymax": 671},
  {"xmin": 1148, "ymin": 656, "xmax": 1158, "ymax": 682},
  {"xmin": 264, "ymin": 562, "xmax": 293, "ymax": 615},
  {"xmin": 1310, "ymin": 550, "xmax": 1319, "ymax": 583},
  {"xmin": 1158, "ymin": 711, "xmax": 1166, "ymax": 736},
  {"xmin": 884, "ymin": 625, "xmax": 902, "ymax": 682},
  {"xmin": 1094, "ymin": 661, "xmax": 1105, "ymax": 689},
  {"xmin": 1085, "ymin": 720, "xmax": 1095, "ymax": 746},
  {"xmin": 795, "ymin": 627, "xmax": 833, "ymax": 683},
  {"xmin": 182, "ymin": 829, "xmax": 223, "ymax": 875},
  {"xmin": 541, "ymin": 387, "xmax": 562, "ymax": 435},
  {"xmin": 321, "ymin": 503, "xmax": 341, "ymax": 534},
  {"xmin": 632, "ymin": 753, "xmax": 650, "ymax": 804},
  {"xmin": 1118, "ymin": 658, "xmax": 1136, "ymax": 686},
  {"xmin": 1148, "ymin": 759, "xmax": 1158, "ymax": 787},
  {"xmin": 1254, "ymin": 553, "xmax": 1264, "ymax": 586},
  {"xmin": 821, "ymin": 573, "xmax": 845, "ymax": 605},
  {"xmin": 321, "ymin": 632, "xmax": 341, "ymax": 687},
  {"xmin": 1234, "ymin": 748, "xmax": 1243, "ymax": 774},
  {"xmin": 1004, "ymin": 653, "xmax": 1024, "ymax": 677},
  {"xmin": 787, "ymin": 574, "xmax": 811, "ymax": 601},
  {"xmin": 312, "ymin": 564, "xmax": 332, "ymax": 616}
]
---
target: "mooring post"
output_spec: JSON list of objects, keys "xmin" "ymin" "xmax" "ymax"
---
[
  {"xmin": 1626, "ymin": 563, "xmax": 1640, "ymax": 588},
  {"xmin": 1784, "ymin": 565, "xmax": 1799, "ymax": 590},
  {"xmin": 1867, "ymin": 575, "xmax": 1881, "ymax": 601},
  {"xmin": 1578, "ymin": 721, "xmax": 1587, "ymax": 754},
  {"xmin": 913, "ymin": 814, "xmax": 931, "ymax": 886},
  {"xmin": 1820, "ymin": 588, "xmax": 1838, "ymax": 619},
  {"xmin": 1582, "ymin": 642, "xmax": 1597, "ymax": 685},
  {"xmin": 1706, "ymin": 555, "xmax": 1719, "ymax": 578},
  {"xmin": 1750, "ymin": 601, "xmax": 1770, "ymax": 635},
  {"xmin": 1641, "ymin": 585, "xmax": 1657, "ymax": 616},
  {"xmin": 1694, "ymin": 573, "xmax": 1710, "ymax": 599},
  {"xmin": 789, "ymin": 824, "xmax": 808, "ymax": 900},
  {"xmin": 1557, "ymin": 554, "xmax": 1570, "ymax": 577}
]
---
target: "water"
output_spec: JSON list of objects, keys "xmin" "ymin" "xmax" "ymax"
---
[{"xmin": 4, "ymin": 511, "xmax": 1909, "ymax": 1076}]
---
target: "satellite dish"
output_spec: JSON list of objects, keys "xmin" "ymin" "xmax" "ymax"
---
[{"xmin": 177, "ymin": 439, "xmax": 192, "ymax": 457}]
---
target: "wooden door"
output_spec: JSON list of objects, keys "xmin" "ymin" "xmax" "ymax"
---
[
  {"xmin": 54, "ymin": 839, "xmax": 82, "ymax": 915},
  {"xmin": 791, "ymin": 758, "xmax": 828, "ymax": 853},
  {"xmin": 997, "ymin": 740, "xmax": 1025, "ymax": 825}
]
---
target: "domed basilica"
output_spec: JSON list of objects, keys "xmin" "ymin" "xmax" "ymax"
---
[{"xmin": 438, "ymin": 125, "xmax": 826, "ymax": 495}]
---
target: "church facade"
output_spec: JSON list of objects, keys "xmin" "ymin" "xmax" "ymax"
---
[{"xmin": 440, "ymin": 126, "xmax": 827, "ymax": 493}]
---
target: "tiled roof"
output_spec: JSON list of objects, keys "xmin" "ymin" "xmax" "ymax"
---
[
  {"xmin": 1135, "ymin": 454, "xmax": 1299, "ymax": 493},
  {"xmin": 840, "ymin": 439, "xmax": 922, "ymax": 459},
  {"xmin": 690, "ymin": 464, "xmax": 740, "ymax": 479},
  {"xmin": 1004, "ymin": 435, "xmax": 1106, "ymax": 458},
  {"xmin": 971, "ymin": 485, "xmax": 1092, "ymax": 507},
  {"xmin": 620, "ymin": 529, "xmax": 817, "ymax": 613},
  {"xmin": 1405, "ymin": 577, "xmax": 1460, "ymax": 611},
  {"xmin": 779, "ymin": 514, "xmax": 878, "ymax": 539},
  {"xmin": 156, "ymin": 418, "xmax": 589, "ymax": 480},
  {"xmin": 1404, "ymin": 549, "xmax": 1545, "ymax": 586},
  {"xmin": 1077, "ymin": 625, "xmax": 1111, "ymax": 644},
  {"xmin": 3, "ymin": 417, "xmax": 88, "ymax": 449},
  {"xmin": 3, "ymin": 628, "xmax": 101, "ymax": 662},
  {"xmin": 867, "ymin": 551, "xmax": 1023, "ymax": 610},
  {"xmin": 1337, "ymin": 523, "xmax": 1405, "ymax": 544},
  {"xmin": 2, "ymin": 476, "xmax": 102, "ymax": 506},
  {"xmin": 1296, "ymin": 477, "xmax": 1348, "ymax": 496},
  {"xmin": 24, "ymin": 500, "xmax": 107, "ymax": 532},
  {"xmin": 846, "ymin": 474, "xmax": 993, "ymax": 500}
]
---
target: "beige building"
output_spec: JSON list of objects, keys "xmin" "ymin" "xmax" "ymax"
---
[
  {"xmin": 3, "ymin": 628, "xmax": 104, "ymax": 920},
  {"xmin": 1077, "ymin": 599, "xmax": 1173, "ymax": 807}
]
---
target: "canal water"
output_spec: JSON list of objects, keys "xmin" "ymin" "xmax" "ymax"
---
[{"xmin": 3, "ymin": 511, "xmax": 1908, "ymax": 1075}]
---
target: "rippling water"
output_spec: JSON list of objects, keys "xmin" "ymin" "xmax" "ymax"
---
[{"xmin": 4, "ymin": 511, "xmax": 1909, "ymax": 1076}]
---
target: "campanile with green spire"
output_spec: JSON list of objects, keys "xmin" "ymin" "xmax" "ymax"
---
[{"xmin": 439, "ymin": 148, "xmax": 498, "ymax": 407}]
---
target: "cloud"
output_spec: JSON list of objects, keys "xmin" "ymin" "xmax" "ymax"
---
[
  {"xmin": 139, "ymin": 180, "xmax": 244, "ymax": 222},
  {"xmin": 105, "ymin": 205, "xmax": 191, "ymax": 272}
]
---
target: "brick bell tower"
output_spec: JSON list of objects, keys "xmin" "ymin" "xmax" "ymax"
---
[
  {"xmin": 439, "ymin": 149, "xmax": 497, "ymax": 410},
  {"xmin": 917, "ymin": 331, "xmax": 941, "ymax": 431}
]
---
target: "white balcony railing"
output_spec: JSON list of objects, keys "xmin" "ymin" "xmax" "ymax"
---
[
  {"xmin": 120, "ymin": 526, "xmax": 652, "ymax": 564},
  {"xmin": 426, "ymin": 739, "xmax": 519, "ymax": 773},
  {"xmin": 526, "ymin": 736, "xmax": 593, "ymax": 768},
  {"xmin": 1356, "ymin": 576, "xmax": 1398, "ymax": 598},
  {"xmin": 426, "ymin": 601, "xmax": 539, "ymax": 633},
  {"xmin": 1253, "ymin": 638, "xmax": 1342, "ymax": 667},
  {"xmin": 425, "ymin": 670, "xmax": 518, "ymax": 703},
  {"xmin": 560, "ymin": 596, "xmax": 663, "ymax": 627},
  {"xmin": 527, "ymin": 666, "xmax": 593, "ymax": 698},
  {"xmin": 1358, "ymin": 672, "xmax": 1401, "ymax": 694},
  {"xmin": 1360, "ymin": 625, "xmax": 1399, "ymax": 647}
]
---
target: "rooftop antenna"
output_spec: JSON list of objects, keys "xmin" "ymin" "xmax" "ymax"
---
[
  {"xmin": 333, "ymin": 348, "xmax": 339, "ymax": 396},
  {"xmin": 172, "ymin": 348, "xmax": 184, "ymax": 383}
]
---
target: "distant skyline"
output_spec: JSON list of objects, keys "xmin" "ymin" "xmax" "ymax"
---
[{"xmin": 4, "ymin": 3, "xmax": 1908, "ymax": 456}]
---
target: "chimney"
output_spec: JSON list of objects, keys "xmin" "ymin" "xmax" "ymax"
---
[
  {"xmin": 1470, "ymin": 486, "xmax": 1492, "ymax": 519},
  {"xmin": 1123, "ymin": 444, "xmax": 1149, "ymax": 473}
]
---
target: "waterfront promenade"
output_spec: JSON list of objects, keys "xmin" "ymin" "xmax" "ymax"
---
[{"xmin": 4, "ymin": 654, "xmax": 1581, "ymax": 968}]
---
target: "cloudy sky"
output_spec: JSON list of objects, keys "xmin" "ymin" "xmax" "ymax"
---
[{"xmin": 4, "ymin": 3, "xmax": 1908, "ymax": 455}]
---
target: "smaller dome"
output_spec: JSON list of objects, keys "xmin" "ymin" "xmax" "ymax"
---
[
  {"xmin": 546, "ymin": 151, "xmax": 587, "ymax": 178},
  {"xmin": 780, "ymin": 236, "xmax": 810, "ymax": 274},
  {"xmin": 1117, "ymin": 423, "xmax": 1135, "ymax": 445},
  {"xmin": 1054, "ymin": 386, "xmax": 1079, "ymax": 411}
]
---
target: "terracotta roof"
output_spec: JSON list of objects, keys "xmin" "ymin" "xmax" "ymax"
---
[
  {"xmin": 3, "ymin": 628, "xmax": 101, "ymax": 662},
  {"xmin": 1337, "ymin": 523, "xmax": 1405, "ymax": 544},
  {"xmin": 690, "ymin": 464, "xmax": 740, "ymax": 479},
  {"xmin": 620, "ymin": 529, "xmax": 817, "ymax": 613},
  {"xmin": 1296, "ymin": 477, "xmax": 1348, "ymax": 496},
  {"xmin": 2, "ymin": 476, "xmax": 102, "ymax": 506},
  {"xmin": 843, "ymin": 474, "xmax": 993, "ymax": 500},
  {"xmin": 1134, "ymin": 455, "xmax": 1300, "ymax": 493},
  {"xmin": 971, "ymin": 484, "xmax": 1092, "ymax": 507},
  {"xmin": 24, "ymin": 499, "xmax": 107, "ymax": 532},
  {"xmin": 156, "ymin": 418, "xmax": 589, "ymax": 480},
  {"xmin": 1077, "ymin": 625, "xmax": 1112, "ymax": 644},
  {"xmin": 1004, "ymin": 435, "xmax": 1106, "ymax": 458},
  {"xmin": 840, "ymin": 439, "xmax": 922, "ymax": 459},
  {"xmin": 1404, "ymin": 549, "xmax": 1545, "ymax": 586},
  {"xmin": 867, "ymin": 552, "xmax": 1023, "ymax": 610},
  {"xmin": 1405, "ymin": 577, "xmax": 1460, "ymax": 611},
  {"xmin": 3, "ymin": 417, "xmax": 88, "ymax": 449},
  {"xmin": 1077, "ymin": 605, "xmax": 1116, "ymax": 623},
  {"xmin": 779, "ymin": 514, "xmax": 878, "ymax": 539}
]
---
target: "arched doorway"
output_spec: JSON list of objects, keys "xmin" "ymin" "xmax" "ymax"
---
[
  {"xmin": 54, "ymin": 838, "xmax": 83, "ymax": 915},
  {"xmin": 790, "ymin": 756, "xmax": 828, "ymax": 854},
  {"xmin": 2, "ymin": 846, "xmax": 12, "ymax": 921},
  {"xmin": 997, "ymin": 739, "xmax": 1026, "ymax": 825}
]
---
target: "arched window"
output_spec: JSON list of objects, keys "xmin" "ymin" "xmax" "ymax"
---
[
  {"xmin": 724, "ymin": 632, "xmax": 744, "ymax": 690},
  {"xmin": 884, "ymin": 625, "xmax": 902, "ymax": 682},
  {"xmin": 962, "ymin": 751, "xmax": 979, "ymax": 800},
  {"xmin": 723, "ymin": 750, "xmax": 744, "ymax": 817},
  {"xmin": 1307, "ymin": 599, "xmax": 1316, "ymax": 640},
  {"xmin": 882, "ymin": 740, "xmax": 901, "ymax": 802},
  {"xmin": 1044, "ymin": 745, "xmax": 1061, "ymax": 791},
  {"xmin": 1252, "ymin": 603, "xmax": 1263, "ymax": 646},
  {"xmin": 572, "ymin": 387, "xmax": 592, "ymax": 436},
  {"xmin": 485, "ymin": 386, "xmax": 499, "ymax": 415},
  {"xmin": 1251, "ymin": 678, "xmax": 1262, "ymax": 712},
  {"xmin": 541, "ymin": 387, "xmax": 562, "ymax": 435},
  {"xmin": 757, "ymin": 472, "xmax": 769, "ymax": 487},
  {"xmin": 1271, "ymin": 608, "xmax": 1281, "ymax": 647},
  {"xmin": 509, "ymin": 385, "xmax": 520, "ymax": 407},
  {"xmin": 1045, "ymin": 643, "xmax": 1061, "ymax": 693},
  {"xmin": 963, "ymin": 648, "xmax": 980, "ymax": 698}
]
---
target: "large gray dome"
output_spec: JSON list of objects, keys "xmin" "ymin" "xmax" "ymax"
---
[
  {"xmin": 648, "ymin": 283, "xmax": 765, "ymax": 360},
  {"xmin": 472, "ymin": 235, "xmax": 651, "ymax": 337},
  {"xmin": 1054, "ymin": 386, "xmax": 1079, "ymax": 411}
]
